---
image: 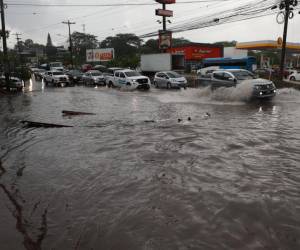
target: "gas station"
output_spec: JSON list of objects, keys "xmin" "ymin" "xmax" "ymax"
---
[{"xmin": 236, "ymin": 39, "xmax": 300, "ymax": 68}]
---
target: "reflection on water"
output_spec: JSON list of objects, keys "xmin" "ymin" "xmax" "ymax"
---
[{"xmin": 0, "ymin": 83, "xmax": 300, "ymax": 250}]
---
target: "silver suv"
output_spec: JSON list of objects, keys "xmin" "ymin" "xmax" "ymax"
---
[{"xmin": 209, "ymin": 69, "xmax": 276, "ymax": 99}]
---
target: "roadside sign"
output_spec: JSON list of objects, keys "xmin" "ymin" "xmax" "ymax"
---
[
  {"xmin": 155, "ymin": 0, "xmax": 176, "ymax": 4},
  {"xmin": 159, "ymin": 30, "xmax": 172, "ymax": 49},
  {"xmin": 155, "ymin": 9, "xmax": 173, "ymax": 17},
  {"xmin": 86, "ymin": 48, "xmax": 114, "ymax": 62}
]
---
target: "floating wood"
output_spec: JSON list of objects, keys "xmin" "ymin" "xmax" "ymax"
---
[
  {"xmin": 21, "ymin": 120, "xmax": 73, "ymax": 128},
  {"xmin": 62, "ymin": 110, "xmax": 96, "ymax": 116}
]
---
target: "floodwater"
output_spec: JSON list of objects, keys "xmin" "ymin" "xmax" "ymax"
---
[{"xmin": 0, "ymin": 80, "xmax": 300, "ymax": 250}]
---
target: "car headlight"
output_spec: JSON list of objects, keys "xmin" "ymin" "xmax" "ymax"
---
[
  {"xmin": 73, "ymin": 76, "xmax": 77, "ymax": 79},
  {"xmin": 132, "ymin": 79, "xmax": 137, "ymax": 83}
]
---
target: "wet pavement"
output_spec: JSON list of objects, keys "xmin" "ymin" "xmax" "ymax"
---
[{"xmin": 0, "ymin": 79, "xmax": 300, "ymax": 250}]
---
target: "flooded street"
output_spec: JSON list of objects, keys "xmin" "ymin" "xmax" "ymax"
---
[{"xmin": 1, "ymin": 81, "xmax": 300, "ymax": 250}]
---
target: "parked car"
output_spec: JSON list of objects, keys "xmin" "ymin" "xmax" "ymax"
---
[
  {"xmin": 81, "ymin": 64, "xmax": 93, "ymax": 73},
  {"xmin": 66, "ymin": 70, "xmax": 83, "ymax": 84},
  {"xmin": 289, "ymin": 71, "xmax": 300, "ymax": 81},
  {"xmin": 93, "ymin": 65, "xmax": 107, "ymax": 72},
  {"xmin": 108, "ymin": 69, "xmax": 151, "ymax": 90},
  {"xmin": 82, "ymin": 70, "xmax": 105, "ymax": 86},
  {"xmin": 43, "ymin": 71, "xmax": 70, "ymax": 87},
  {"xmin": 0, "ymin": 76, "xmax": 23, "ymax": 91},
  {"xmin": 205, "ymin": 69, "xmax": 277, "ymax": 99},
  {"xmin": 154, "ymin": 71, "xmax": 187, "ymax": 89},
  {"xmin": 104, "ymin": 67, "xmax": 123, "ymax": 86}
]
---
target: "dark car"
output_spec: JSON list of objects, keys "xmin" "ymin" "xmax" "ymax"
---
[
  {"xmin": 0, "ymin": 76, "xmax": 23, "ymax": 91},
  {"xmin": 66, "ymin": 70, "xmax": 83, "ymax": 84}
]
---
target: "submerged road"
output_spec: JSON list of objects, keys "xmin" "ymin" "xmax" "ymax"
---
[{"xmin": 0, "ymin": 80, "xmax": 300, "ymax": 250}]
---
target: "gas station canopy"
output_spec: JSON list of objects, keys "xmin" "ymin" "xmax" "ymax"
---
[{"xmin": 236, "ymin": 40, "xmax": 300, "ymax": 52}]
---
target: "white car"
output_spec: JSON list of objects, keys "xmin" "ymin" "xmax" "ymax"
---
[
  {"xmin": 104, "ymin": 67, "xmax": 123, "ymax": 85},
  {"xmin": 154, "ymin": 71, "xmax": 187, "ymax": 89},
  {"xmin": 108, "ymin": 69, "xmax": 151, "ymax": 90},
  {"xmin": 289, "ymin": 71, "xmax": 300, "ymax": 81},
  {"xmin": 44, "ymin": 71, "xmax": 70, "ymax": 87}
]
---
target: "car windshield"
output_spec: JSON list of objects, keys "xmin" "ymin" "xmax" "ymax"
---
[
  {"xmin": 166, "ymin": 72, "xmax": 181, "ymax": 78},
  {"xmin": 231, "ymin": 71, "xmax": 256, "ymax": 80},
  {"xmin": 52, "ymin": 72, "xmax": 63, "ymax": 75},
  {"xmin": 125, "ymin": 71, "xmax": 141, "ymax": 77},
  {"xmin": 91, "ymin": 72, "xmax": 101, "ymax": 76}
]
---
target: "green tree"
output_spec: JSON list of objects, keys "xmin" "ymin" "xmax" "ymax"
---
[
  {"xmin": 214, "ymin": 41, "xmax": 237, "ymax": 47},
  {"xmin": 100, "ymin": 33, "xmax": 142, "ymax": 68},
  {"xmin": 71, "ymin": 31, "xmax": 99, "ymax": 65}
]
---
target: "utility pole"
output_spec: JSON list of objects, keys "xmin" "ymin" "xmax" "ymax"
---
[
  {"xmin": 62, "ymin": 20, "xmax": 75, "ymax": 69},
  {"xmin": 13, "ymin": 33, "xmax": 22, "ymax": 64},
  {"xmin": 279, "ymin": 0, "xmax": 290, "ymax": 80},
  {"xmin": 278, "ymin": 0, "xmax": 298, "ymax": 80},
  {"xmin": 0, "ymin": 0, "xmax": 10, "ymax": 88}
]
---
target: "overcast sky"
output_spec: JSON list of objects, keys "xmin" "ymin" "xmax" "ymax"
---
[{"xmin": 4, "ymin": 0, "xmax": 300, "ymax": 48}]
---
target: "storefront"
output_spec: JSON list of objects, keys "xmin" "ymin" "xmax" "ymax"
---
[{"xmin": 167, "ymin": 43, "xmax": 224, "ymax": 70}]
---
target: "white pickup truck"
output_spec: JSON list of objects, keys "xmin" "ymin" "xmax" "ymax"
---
[
  {"xmin": 107, "ymin": 69, "xmax": 151, "ymax": 90},
  {"xmin": 44, "ymin": 71, "xmax": 70, "ymax": 87}
]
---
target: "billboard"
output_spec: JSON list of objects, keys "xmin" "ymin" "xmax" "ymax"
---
[
  {"xmin": 86, "ymin": 48, "xmax": 114, "ymax": 62},
  {"xmin": 159, "ymin": 30, "xmax": 172, "ymax": 50}
]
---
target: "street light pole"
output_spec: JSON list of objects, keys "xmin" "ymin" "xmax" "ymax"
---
[
  {"xmin": 62, "ymin": 20, "xmax": 75, "ymax": 69},
  {"xmin": 0, "ymin": 0, "xmax": 10, "ymax": 88}
]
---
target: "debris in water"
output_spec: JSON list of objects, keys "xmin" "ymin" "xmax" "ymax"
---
[
  {"xmin": 178, "ymin": 119, "xmax": 182, "ymax": 123},
  {"xmin": 203, "ymin": 112, "xmax": 211, "ymax": 119},
  {"xmin": 188, "ymin": 117, "xmax": 192, "ymax": 121},
  {"xmin": 16, "ymin": 166, "xmax": 26, "ymax": 177},
  {"xmin": 144, "ymin": 120, "xmax": 156, "ymax": 123},
  {"xmin": 0, "ymin": 160, "xmax": 6, "ymax": 177},
  {"xmin": 62, "ymin": 110, "xmax": 96, "ymax": 116},
  {"xmin": 21, "ymin": 120, "xmax": 73, "ymax": 128}
]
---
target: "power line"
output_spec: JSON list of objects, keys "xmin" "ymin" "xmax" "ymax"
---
[{"xmin": 6, "ymin": 0, "xmax": 232, "ymax": 7}]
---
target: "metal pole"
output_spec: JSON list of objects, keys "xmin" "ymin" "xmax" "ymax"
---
[
  {"xmin": 280, "ymin": 0, "xmax": 290, "ymax": 80},
  {"xmin": 0, "ymin": 0, "xmax": 10, "ymax": 88},
  {"xmin": 162, "ymin": 3, "xmax": 166, "ymax": 31}
]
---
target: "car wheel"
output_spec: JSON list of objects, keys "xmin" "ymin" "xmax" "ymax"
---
[
  {"xmin": 167, "ymin": 82, "xmax": 171, "ymax": 89},
  {"xmin": 154, "ymin": 81, "xmax": 158, "ymax": 88},
  {"xmin": 290, "ymin": 76, "xmax": 296, "ymax": 81},
  {"xmin": 108, "ymin": 81, "xmax": 113, "ymax": 88}
]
